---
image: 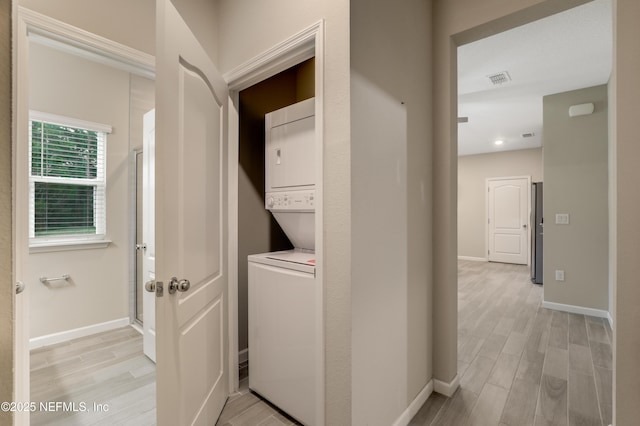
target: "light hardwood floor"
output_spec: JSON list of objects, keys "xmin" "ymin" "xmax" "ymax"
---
[
  {"xmin": 30, "ymin": 326, "xmax": 156, "ymax": 426},
  {"xmin": 31, "ymin": 260, "xmax": 612, "ymax": 426},
  {"xmin": 410, "ymin": 260, "xmax": 613, "ymax": 426},
  {"xmin": 29, "ymin": 328, "xmax": 298, "ymax": 426}
]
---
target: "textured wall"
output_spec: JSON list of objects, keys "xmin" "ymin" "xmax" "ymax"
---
[
  {"xmin": 350, "ymin": 0, "xmax": 432, "ymax": 424},
  {"xmin": 612, "ymin": 0, "xmax": 640, "ymax": 422}
]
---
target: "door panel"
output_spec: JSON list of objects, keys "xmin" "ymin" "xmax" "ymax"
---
[
  {"xmin": 488, "ymin": 178, "xmax": 529, "ymax": 265},
  {"xmin": 142, "ymin": 109, "xmax": 156, "ymax": 362},
  {"xmin": 156, "ymin": 1, "xmax": 228, "ymax": 425}
]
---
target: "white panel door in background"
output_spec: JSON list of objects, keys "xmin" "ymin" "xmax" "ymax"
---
[
  {"xmin": 155, "ymin": 1, "xmax": 229, "ymax": 425},
  {"xmin": 487, "ymin": 177, "xmax": 530, "ymax": 265},
  {"xmin": 142, "ymin": 109, "xmax": 156, "ymax": 362}
]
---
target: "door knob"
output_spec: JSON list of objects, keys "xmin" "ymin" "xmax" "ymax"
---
[
  {"xmin": 522, "ymin": 224, "xmax": 528, "ymax": 229},
  {"xmin": 168, "ymin": 277, "xmax": 191, "ymax": 294},
  {"xmin": 16, "ymin": 281, "xmax": 25, "ymax": 295},
  {"xmin": 145, "ymin": 280, "xmax": 156, "ymax": 292}
]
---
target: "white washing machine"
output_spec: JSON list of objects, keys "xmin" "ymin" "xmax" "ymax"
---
[
  {"xmin": 248, "ymin": 97, "xmax": 318, "ymax": 425},
  {"xmin": 248, "ymin": 250, "xmax": 316, "ymax": 426}
]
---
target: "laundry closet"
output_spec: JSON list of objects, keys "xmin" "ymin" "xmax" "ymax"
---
[{"xmin": 237, "ymin": 58, "xmax": 317, "ymax": 425}]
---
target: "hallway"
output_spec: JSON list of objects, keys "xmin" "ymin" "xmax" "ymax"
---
[{"xmin": 410, "ymin": 260, "xmax": 612, "ymax": 425}]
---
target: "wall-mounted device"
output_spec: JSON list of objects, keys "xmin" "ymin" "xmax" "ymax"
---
[{"xmin": 568, "ymin": 102, "xmax": 594, "ymax": 117}]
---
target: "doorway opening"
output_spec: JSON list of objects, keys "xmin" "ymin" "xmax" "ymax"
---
[
  {"xmin": 225, "ymin": 20, "xmax": 325, "ymax": 426},
  {"xmin": 454, "ymin": 1, "xmax": 612, "ymax": 424},
  {"xmin": 14, "ymin": 8, "xmax": 157, "ymax": 425}
]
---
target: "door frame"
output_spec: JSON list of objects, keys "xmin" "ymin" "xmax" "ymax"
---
[
  {"xmin": 485, "ymin": 175, "xmax": 531, "ymax": 265},
  {"xmin": 12, "ymin": 8, "xmax": 155, "ymax": 425},
  {"xmin": 222, "ymin": 20, "xmax": 325, "ymax": 425}
]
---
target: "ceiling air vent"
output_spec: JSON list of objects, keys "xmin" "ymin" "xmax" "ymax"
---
[
  {"xmin": 522, "ymin": 132, "xmax": 535, "ymax": 138},
  {"xmin": 487, "ymin": 71, "xmax": 511, "ymax": 85}
]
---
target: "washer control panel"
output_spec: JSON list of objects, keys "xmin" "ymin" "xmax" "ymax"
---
[{"xmin": 266, "ymin": 190, "xmax": 315, "ymax": 211}]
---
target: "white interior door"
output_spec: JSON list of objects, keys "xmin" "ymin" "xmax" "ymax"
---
[
  {"xmin": 488, "ymin": 177, "xmax": 530, "ymax": 265},
  {"xmin": 142, "ymin": 109, "xmax": 156, "ymax": 362},
  {"xmin": 155, "ymin": 1, "xmax": 229, "ymax": 424}
]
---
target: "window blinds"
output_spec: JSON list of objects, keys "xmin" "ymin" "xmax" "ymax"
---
[{"xmin": 29, "ymin": 115, "xmax": 108, "ymax": 239}]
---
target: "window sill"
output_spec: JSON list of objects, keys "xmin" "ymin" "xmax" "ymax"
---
[{"xmin": 29, "ymin": 239, "xmax": 112, "ymax": 254}]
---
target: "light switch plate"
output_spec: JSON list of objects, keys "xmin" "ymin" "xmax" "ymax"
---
[
  {"xmin": 555, "ymin": 270, "xmax": 565, "ymax": 281},
  {"xmin": 555, "ymin": 213, "xmax": 570, "ymax": 225}
]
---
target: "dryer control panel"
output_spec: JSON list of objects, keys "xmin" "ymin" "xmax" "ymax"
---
[{"xmin": 266, "ymin": 190, "xmax": 315, "ymax": 212}]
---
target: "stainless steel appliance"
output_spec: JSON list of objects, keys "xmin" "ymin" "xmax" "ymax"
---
[{"xmin": 531, "ymin": 182, "xmax": 543, "ymax": 284}]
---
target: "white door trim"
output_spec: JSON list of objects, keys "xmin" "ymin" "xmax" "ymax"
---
[
  {"xmin": 13, "ymin": 8, "xmax": 155, "ymax": 426},
  {"xmin": 223, "ymin": 20, "xmax": 325, "ymax": 426},
  {"xmin": 485, "ymin": 175, "xmax": 531, "ymax": 265}
]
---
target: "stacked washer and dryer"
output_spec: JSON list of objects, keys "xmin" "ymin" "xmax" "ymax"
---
[{"xmin": 248, "ymin": 98, "xmax": 317, "ymax": 426}]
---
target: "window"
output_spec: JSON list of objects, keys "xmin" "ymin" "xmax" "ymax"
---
[{"xmin": 29, "ymin": 112, "xmax": 111, "ymax": 248}]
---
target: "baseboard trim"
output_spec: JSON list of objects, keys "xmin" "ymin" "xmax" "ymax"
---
[
  {"xmin": 542, "ymin": 301, "xmax": 610, "ymax": 319},
  {"xmin": 457, "ymin": 256, "xmax": 487, "ymax": 262},
  {"xmin": 392, "ymin": 380, "xmax": 434, "ymax": 426},
  {"xmin": 239, "ymin": 348, "xmax": 248, "ymax": 364},
  {"xmin": 433, "ymin": 374, "xmax": 460, "ymax": 397},
  {"xmin": 30, "ymin": 317, "xmax": 130, "ymax": 350}
]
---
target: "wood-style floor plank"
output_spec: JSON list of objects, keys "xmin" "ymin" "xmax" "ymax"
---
[
  {"xmin": 410, "ymin": 260, "xmax": 612, "ymax": 426},
  {"xmin": 32, "ymin": 260, "xmax": 613, "ymax": 426}
]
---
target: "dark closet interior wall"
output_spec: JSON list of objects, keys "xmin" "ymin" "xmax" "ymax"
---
[{"xmin": 237, "ymin": 58, "xmax": 315, "ymax": 354}]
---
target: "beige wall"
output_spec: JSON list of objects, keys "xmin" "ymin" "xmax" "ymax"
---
[
  {"xmin": 458, "ymin": 148, "xmax": 543, "ymax": 259},
  {"xmin": 18, "ymin": 0, "xmax": 155, "ymax": 55},
  {"xmin": 350, "ymin": 1, "xmax": 432, "ymax": 424},
  {"xmin": 27, "ymin": 43, "xmax": 132, "ymax": 337},
  {"xmin": 1, "ymin": 0, "xmax": 12, "ymax": 423},
  {"xmin": 217, "ymin": 1, "xmax": 351, "ymax": 423},
  {"xmin": 543, "ymin": 85, "xmax": 608, "ymax": 311},
  {"xmin": 237, "ymin": 61, "xmax": 313, "ymax": 353},
  {"xmin": 612, "ymin": 0, "xmax": 640, "ymax": 422}
]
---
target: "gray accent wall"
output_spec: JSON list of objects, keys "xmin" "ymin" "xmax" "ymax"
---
[{"xmin": 543, "ymin": 85, "xmax": 609, "ymax": 311}]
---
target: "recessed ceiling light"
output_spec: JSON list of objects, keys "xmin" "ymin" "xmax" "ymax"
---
[{"xmin": 494, "ymin": 140, "xmax": 504, "ymax": 146}]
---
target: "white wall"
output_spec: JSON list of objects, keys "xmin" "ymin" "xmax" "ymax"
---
[
  {"xmin": 543, "ymin": 85, "xmax": 608, "ymax": 311},
  {"xmin": 351, "ymin": 0, "xmax": 432, "ymax": 424},
  {"xmin": 458, "ymin": 148, "xmax": 543, "ymax": 259},
  {"xmin": 27, "ymin": 43, "xmax": 132, "ymax": 337}
]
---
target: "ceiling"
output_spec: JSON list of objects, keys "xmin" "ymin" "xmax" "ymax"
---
[{"xmin": 457, "ymin": 0, "xmax": 612, "ymax": 156}]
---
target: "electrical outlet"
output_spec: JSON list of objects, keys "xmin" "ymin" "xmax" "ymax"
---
[
  {"xmin": 555, "ymin": 213, "xmax": 570, "ymax": 225},
  {"xmin": 555, "ymin": 270, "xmax": 565, "ymax": 281}
]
